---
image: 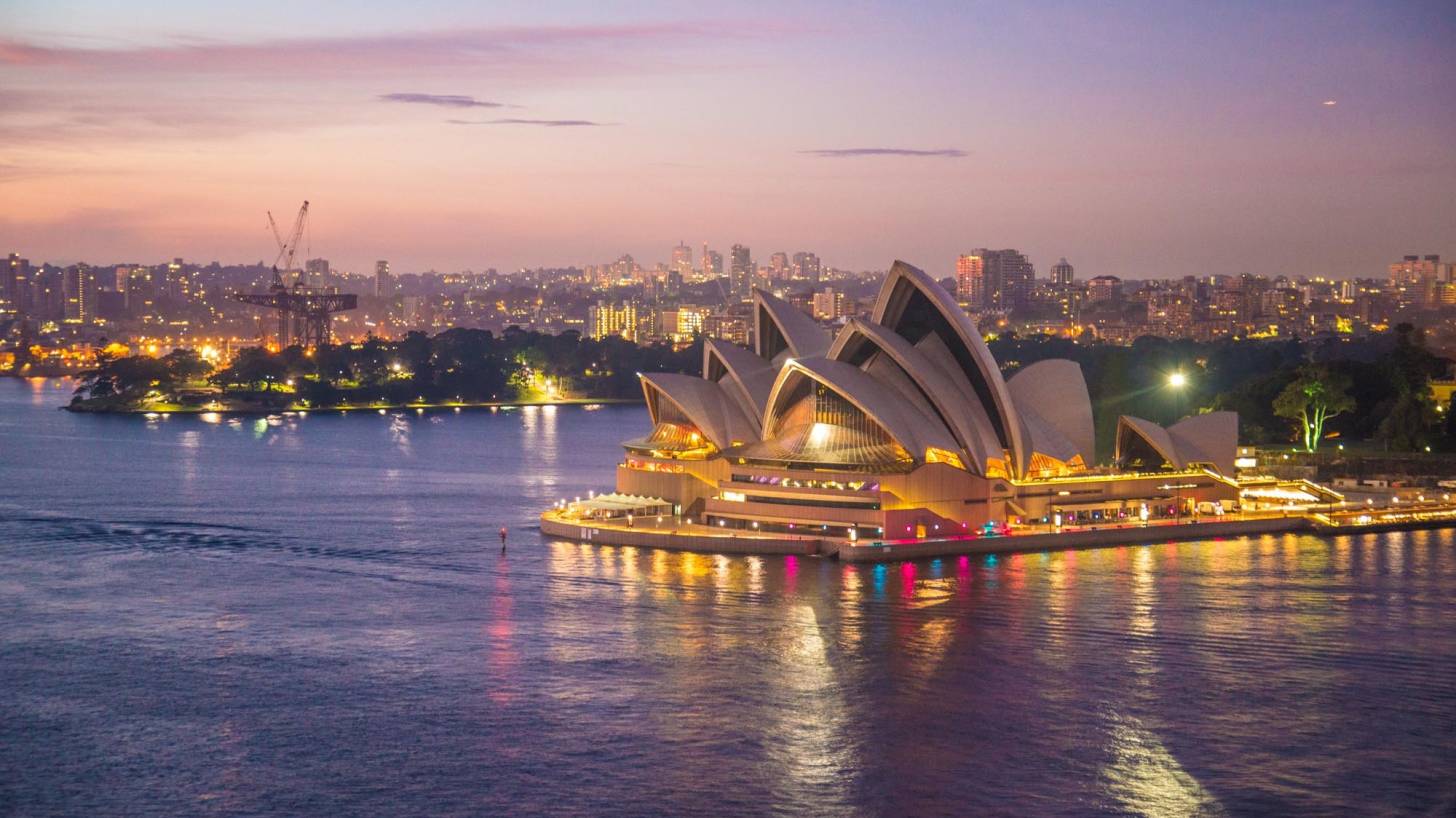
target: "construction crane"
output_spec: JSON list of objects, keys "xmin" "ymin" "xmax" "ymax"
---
[
  {"xmin": 231, "ymin": 201, "xmax": 357, "ymax": 349},
  {"xmin": 267, "ymin": 200, "xmax": 310, "ymax": 284}
]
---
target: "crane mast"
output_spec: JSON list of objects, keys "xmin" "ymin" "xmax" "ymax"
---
[
  {"xmin": 232, "ymin": 201, "xmax": 356, "ymax": 349},
  {"xmin": 267, "ymin": 200, "xmax": 309, "ymax": 285}
]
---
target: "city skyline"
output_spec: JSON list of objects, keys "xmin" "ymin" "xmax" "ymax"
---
[{"xmin": 2, "ymin": 1, "xmax": 1453, "ymax": 278}]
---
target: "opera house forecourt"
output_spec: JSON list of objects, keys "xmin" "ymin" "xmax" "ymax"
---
[{"xmin": 539, "ymin": 261, "xmax": 1449, "ymax": 561}]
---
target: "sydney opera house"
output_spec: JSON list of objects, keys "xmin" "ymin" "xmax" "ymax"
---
[{"xmin": 594, "ymin": 262, "xmax": 1239, "ymax": 541}]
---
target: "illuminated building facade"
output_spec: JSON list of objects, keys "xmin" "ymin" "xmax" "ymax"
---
[
  {"xmin": 62, "ymin": 264, "xmax": 96, "ymax": 324},
  {"xmin": 610, "ymin": 261, "xmax": 1239, "ymax": 539},
  {"xmin": 588, "ymin": 301, "xmax": 638, "ymax": 341},
  {"xmin": 955, "ymin": 253, "xmax": 984, "ymax": 304}
]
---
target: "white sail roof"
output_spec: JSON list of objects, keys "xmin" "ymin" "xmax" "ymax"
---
[
  {"xmin": 762, "ymin": 356, "xmax": 960, "ymax": 459},
  {"xmin": 640, "ymin": 373, "xmax": 759, "ymax": 451},
  {"xmin": 1007, "ymin": 359, "xmax": 1096, "ymax": 464},
  {"xmin": 829, "ymin": 318, "xmax": 998, "ymax": 475},
  {"xmin": 1116, "ymin": 412, "xmax": 1238, "ymax": 475},
  {"xmin": 870, "ymin": 261, "xmax": 1027, "ymax": 474},
  {"xmin": 753, "ymin": 289, "xmax": 830, "ymax": 362},
  {"xmin": 702, "ymin": 337, "xmax": 776, "ymax": 428}
]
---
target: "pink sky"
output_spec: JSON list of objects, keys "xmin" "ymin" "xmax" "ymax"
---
[{"xmin": 1, "ymin": 1, "xmax": 1452, "ymax": 278}]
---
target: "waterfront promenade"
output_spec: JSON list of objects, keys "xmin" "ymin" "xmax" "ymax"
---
[{"xmin": 540, "ymin": 502, "xmax": 1456, "ymax": 562}]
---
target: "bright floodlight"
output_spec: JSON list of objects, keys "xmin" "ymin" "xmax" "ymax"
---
[{"xmin": 1168, "ymin": 372, "xmax": 1187, "ymax": 389}]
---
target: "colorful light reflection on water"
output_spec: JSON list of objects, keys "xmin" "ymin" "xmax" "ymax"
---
[{"xmin": 1, "ymin": 379, "xmax": 1455, "ymax": 815}]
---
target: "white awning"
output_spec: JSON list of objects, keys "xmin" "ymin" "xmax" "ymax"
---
[{"xmin": 571, "ymin": 493, "xmax": 672, "ymax": 513}]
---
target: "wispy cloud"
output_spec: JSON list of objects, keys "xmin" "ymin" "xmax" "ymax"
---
[
  {"xmin": 0, "ymin": 162, "xmax": 129, "ymax": 185},
  {"xmin": 379, "ymin": 93, "xmax": 508, "ymax": 109},
  {"xmin": 0, "ymin": 22, "xmax": 782, "ymax": 77},
  {"xmin": 449, "ymin": 118, "xmax": 611, "ymax": 127},
  {"xmin": 802, "ymin": 148, "xmax": 967, "ymax": 158}
]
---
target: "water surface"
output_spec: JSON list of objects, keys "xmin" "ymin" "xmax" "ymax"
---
[{"xmin": 2, "ymin": 378, "xmax": 1454, "ymax": 816}]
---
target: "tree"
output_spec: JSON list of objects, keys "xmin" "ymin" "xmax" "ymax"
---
[
  {"xmin": 71, "ymin": 355, "xmax": 174, "ymax": 406},
  {"xmin": 211, "ymin": 347, "xmax": 288, "ymax": 392},
  {"xmin": 1377, "ymin": 392, "xmax": 1435, "ymax": 452},
  {"xmin": 1273, "ymin": 365, "xmax": 1355, "ymax": 452},
  {"xmin": 161, "ymin": 349, "xmax": 211, "ymax": 384}
]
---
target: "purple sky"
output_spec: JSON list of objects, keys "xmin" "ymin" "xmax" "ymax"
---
[{"xmin": 1, "ymin": 0, "xmax": 1452, "ymax": 278}]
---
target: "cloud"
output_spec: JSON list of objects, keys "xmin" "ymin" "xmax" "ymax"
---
[
  {"xmin": 0, "ymin": 162, "xmax": 129, "ymax": 185},
  {"xmin": 802, "ymin": 148, "xmax": 967, "ymax": 158},
  {"xmin": 0, "ymin": 22, "xmax": 782, "ymax": 78},
  {"xmin": 449, "ymin": 118, "xmax": 611, "ymax": 127},
  {"xmin": 0, "ymin": 163, "xmax": 38, "ymax": 183},
  {"xmin": 0, "ymin": 89, "xmax": 274, "ymax": 146},
  {"xmin": 379, "ymin": 92, "xmax": 508, "ymax": 109},
  {"xmin": 0, "ymin": 22, "xmax": 793, "ymax": 147}
]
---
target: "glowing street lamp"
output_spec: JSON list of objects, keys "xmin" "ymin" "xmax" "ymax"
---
[{"xmin": 1165, "ymin": 371, "xmax": 1189, "ymax": 520}]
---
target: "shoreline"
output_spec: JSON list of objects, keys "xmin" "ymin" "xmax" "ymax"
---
[
  {"xmin": 540, "ymin": 506, "xmax": 1456, "ymax": 563},
  {"xmin": 63, "ymin": 397, "xmax": 639, "ymax": 415}
]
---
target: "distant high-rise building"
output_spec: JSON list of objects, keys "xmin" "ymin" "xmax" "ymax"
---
[
  {"xmin": 602, "ymin": 254, "xmax": 639, "ymax": 284},
  {"xmin": 587, "ymin": 302, "xmax": 638, "ymax": 341},
  {"xmin": 957, "ymin": 249, "xmax": 1034, "ymax": 310},
  {"xmin": 305, "ymin": 258, "xmax": 330, "ymax": 288},
  {"xmin": 63, "ymin": 264, "xmax": 95, "ymax": 323},
  {"xmin": 123, "ymin": 265, "xmax": 153, "ymax": 313},
  {"xmin": 1389, "ymin": 254, "xmax": 1441, "ymax": 286},
  {"xmin": 703, "ymin": 247, "xmax": 724, "ymax": 279},
  {"xmin": 668, "ymin": 305, "xmax": 708, "ymax": 343},
  {"xmin": 791, "ymin": 251, "xmax": 821, "ymax": 283},
  {"xmin": 671, "ymin": 242, "xmax": 693, "ymax": 277},
  {"xmin": 729, "ymin": 244, "xmax": 753, "ymax": 300},
  {"xmin": 1388, "ymin": 254, "xmax": 1453, "ymax": 305},
  {"xmin": 769, "ymin": 252, "xmax": 790, "ymax": 280},
  {"xmin": 1087, "ymin": 275, "xmax": 1123, "ymax": 304},
  {"xmin": 32, "ymin": 266, "xmax": 62, "ymax": 320},
  {"xmin": 956, "ymin": 254, "xmax": 985, "ymax": 304},
  {"xmin": 1051, "ymin": 257, "xmax": 1075, "ymax": 287},
  {"xmin": 993, "ymin": 249, "xmax": 1035, "ymax": 310},
  {"xmin": 702, "ymin": 312, "xmax": 750, "ymax": 346},
  {"xmin": 164, "ymin": 257, "xmax": 191, "ymax": 300},
  {"xmin": 1, "ymin": 253, "xmax": 25, "ymax": 314},
  {"xmin": 811, "ymin": 288, "xmax": 845, "ymax": 321},
  {"xmin": 374, "ymin": 260, "xmax": 392, "ymax": 297}
]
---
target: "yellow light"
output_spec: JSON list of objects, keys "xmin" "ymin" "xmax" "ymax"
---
[{"xmin": 1168, "ymin": 372, "xmax": 1187, "ymax": 389}]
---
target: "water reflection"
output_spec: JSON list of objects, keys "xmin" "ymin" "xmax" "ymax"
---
[
  {"xmin": 1101, "ymin": 711, "xmax": 1224, "ymax": 816},
  {"xmin": 764, "ymin": 604, "xmax": 857, "ymax": 814},
  {"xmin": 486, "ymin": 557, "xmax": 518, "ymax": 705},
  {"xmin": 4, "ymin": 380, "xmax": 1455, "ymax": 816}
]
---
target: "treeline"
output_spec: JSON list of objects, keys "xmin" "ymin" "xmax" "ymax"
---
[
  {"xmin": 990, "ymin": 324, "xmax": 1455, "ymax": 456},
  {"xmin": 68, "ymin": 325, "xmax": 1456, "ymax": 455},
  {"xmin": 72, "ymin": 328, "xmax": 700, "ymax": 409}
]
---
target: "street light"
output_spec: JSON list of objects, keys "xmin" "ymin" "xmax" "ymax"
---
[{"xmin": 1167, "ymin": 371, "xmax": 1189, "ymax": 523}]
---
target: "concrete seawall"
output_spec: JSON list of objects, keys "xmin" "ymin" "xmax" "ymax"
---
[
  {"xmin": 836, "ymin": 516, "xmax": 1310, "ymax": 562},
  {"xmin": 539, "ymin": 515, "xmax": 822, "ymax": 555},
  {"xmin": 541, "ymin": 510, "xmax": 1456, "ymax": 562}
]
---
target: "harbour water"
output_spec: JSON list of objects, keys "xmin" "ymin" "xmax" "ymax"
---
[{"xmin": 2, "ymin": 378, "xmax": 1454, "ymax": 816}]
